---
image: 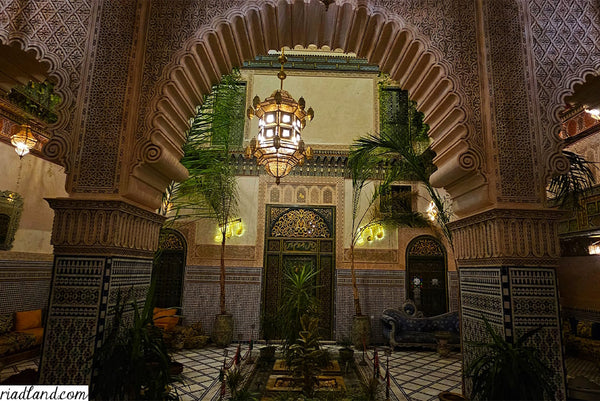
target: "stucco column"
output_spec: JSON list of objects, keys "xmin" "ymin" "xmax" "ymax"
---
[
  {"xmin": 449, "ymin": 208, "xmax": 566, "ymax": 400},
  {"xmin": 39, "ymin": 199, "xmax": 164, "ymax": 384}
]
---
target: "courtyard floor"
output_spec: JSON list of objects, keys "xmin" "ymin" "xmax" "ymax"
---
[{"xmin": 1, "ymin": 344, "xmax": 599, "ymax": 400}]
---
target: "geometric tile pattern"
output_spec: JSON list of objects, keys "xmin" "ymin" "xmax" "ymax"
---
[
  {"xmin": 508, "ymin": 267, "xmax": 566, "ymax": 400},
  {"xmin": 182, "ymin": 266, "xmax": 262, "ymax": 341},
  {"xmin": 39, "ymin": 256, "xmax": 154, "ymax": 385},
  {"xmin": 6, "ymin": 348, "xmax": 599, "ymax": 400},
  {"xmin": 0, "ymin": 260, "xmax": 52, "ymax": 313},
  {"xmin": 39, "ymin": 256, "xmax": 106, "ymax": 385},
  {"xmin": 385, "ymin": 350, "xmax": 462, "ymax": 401},
  {"xmin": 336, "ymin": 269, "xmax": 406, "ymax": 344}
]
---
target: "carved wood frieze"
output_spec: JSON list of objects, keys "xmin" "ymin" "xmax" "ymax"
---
[
  {"xmin": 47, "ymin": 199, "xmax": 165, "ymax": 257},
  {"xmin": 449, "ymin": 209, "xmax": 563, "ymax": 267}
]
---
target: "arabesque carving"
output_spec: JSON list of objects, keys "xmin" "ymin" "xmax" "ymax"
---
[
  {"xmin": 449, "ymin": 209, "xmax": 562, "ymax": 267},
  {"xmin": 47, "ymin": 199, "xmax": 165, "ymax": 257}
]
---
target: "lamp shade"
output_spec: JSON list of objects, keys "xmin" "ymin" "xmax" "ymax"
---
[{"xmin": 10, "ymin": 124, "xmax": 37, "ymax": 157}]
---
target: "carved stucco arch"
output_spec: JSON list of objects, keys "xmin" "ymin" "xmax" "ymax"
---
[
  {"xmin": 550, "ymin": 66, "xmax": 600, "ymax": 175},
  {"xmin": 0, "ymin": 35, "xmax": 77, "ymax": 172},
  {"xmin": 137, "ymin": 0, "xmax": 488, "ymax": 215}
]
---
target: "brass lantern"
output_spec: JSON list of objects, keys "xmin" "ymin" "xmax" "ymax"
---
[
  {"xmin": 245, "ymin": 49, "xmax": 313, "ymax": 184},
  {"xmin": 10, "ymin": 124, "xmax": 37, "ymax": 158}
]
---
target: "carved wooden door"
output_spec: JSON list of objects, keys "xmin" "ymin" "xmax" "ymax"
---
[
  {"xmin": 406, "ymin": 236, "xmax": 447, "ymax": 317},
  {"xmin": 154, "ymin": 229, "xmax": 186, "ymax": 308},
  {"xmin": 263, "ymin": 205, "xmax": 335, "ymax": 339}
]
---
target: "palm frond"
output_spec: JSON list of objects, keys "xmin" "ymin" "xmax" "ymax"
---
[{"xmin": 548, "ymin": 150, "xmax": 596, "ymax": 209}]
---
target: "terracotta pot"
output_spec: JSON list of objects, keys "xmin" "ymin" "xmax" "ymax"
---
[
  {"xmin": 351, "ymin": 315, "xmax": 371, "ymax": 349},
  {"xmin": 212, "ymin": 313, "xmax": 234, "ymax": 346}
]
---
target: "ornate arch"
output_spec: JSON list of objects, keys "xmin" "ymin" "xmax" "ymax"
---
[
  {"xmin": 0, "ymin": 0, "xmax": 94, "ymax": 173},
  {"xmin": 137, "ymin": 0, "xmax": 488, "ymax": 215}
]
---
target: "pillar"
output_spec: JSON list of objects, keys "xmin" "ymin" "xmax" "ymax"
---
[
  {"xmin": 450, "ymin": 208, "xmax": 566, "ymax": 399},
  {"xmin": 39, "ymin": 199, "xmax": 164, "ymax": 384}
]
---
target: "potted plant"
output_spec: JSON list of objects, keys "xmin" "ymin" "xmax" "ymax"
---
[
  {"xmin": 164, "ymin": 72, "xmax": 245, "ymax": 347},
  {"xmin": 464, "ymin": 316, "xmax": 556, "ymax": 400},
  {"xmin": 338, "ymin": 336, "xmax": 355, "ymax": 364},
  {"xmin": 91, "ymin": 290, "xmax": 182, "ymax": 400}
]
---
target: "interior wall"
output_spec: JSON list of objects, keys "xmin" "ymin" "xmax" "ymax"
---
[
  {"xmin": 558, "ymin": 256, "xmax": 600, "ymax": 318},
  {"xmin": 0, "ymin": 141, "xmax": 68, "ymax": 313}
]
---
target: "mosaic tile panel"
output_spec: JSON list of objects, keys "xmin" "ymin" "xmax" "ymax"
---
[
  {"xmin": 40, "ymin": 256, "xmax": 106, "ymax": 384},
  {"xmin": 0, "ymin": 260, "xmax": 52, "ymax": 313},
  {"xmin": 509, "ymin": 267, "xmax": 566, "ymax": 400},
  {"xmin": 448, "ymin": 271, "xmax": 459, "ymax": 312},
  {"xmin": 182, "ymin": 266, "xmax": 262, "ymax": 341},
  {"xmin": 336, "ymin": 269, "xmax": 405, "ymax": 345}
]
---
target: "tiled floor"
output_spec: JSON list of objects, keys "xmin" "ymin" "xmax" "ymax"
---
[{"xmin": 2, "ymin": 346, "xmax": 598, "ymax": 401}]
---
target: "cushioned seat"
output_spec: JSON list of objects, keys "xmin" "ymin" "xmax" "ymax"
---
[
  {"xmin": 381, "ymin": 301, "xmax": 459, "ymax": 349},
  {"xmin": 16, "ymin": 327, "xmax": 44, "ymax": 345},
  {"xmin": 0, "ymin": 332, "xmax": 36, "ymax": 358},
  {"xmin": 153, "ymin": 307, "xmax": 179, "ymax": 331}
]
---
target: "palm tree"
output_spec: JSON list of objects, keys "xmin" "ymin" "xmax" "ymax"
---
[
  {"xmin": 351, "ymin": 92, "xmax": 452, "ymax": 243},
  {"xmin": 163, "ymin": 71, "xmax": 245, "ymax": 344}
]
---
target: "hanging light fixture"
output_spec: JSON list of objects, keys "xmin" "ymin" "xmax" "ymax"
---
[
  {"xmin": 10, "ymin": 124, "xmax": 37, "ymax": 158},
  {"xmin": 585, "ymin": 106, "xmax": 600, "ymax": 121},
  {"xmin": 245, "ymin": 48, "xmax": 314, "ymax": 184}
]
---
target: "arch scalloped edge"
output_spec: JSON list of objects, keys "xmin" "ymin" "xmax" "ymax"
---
[
  {"xmin": 42, "ymin": 132, "xmax": 72, "ymax": 174},
  {"xmin": 543, "ymin": 64, "xmax": 600, "ymax": 183}
]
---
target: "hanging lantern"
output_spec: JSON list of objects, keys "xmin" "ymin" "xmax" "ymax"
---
[
  {"xmin": 10, "ymin": 124, "xmax": 37, "ymax": 158},
  {"xmin": 245, "ymin": 48, "xmax": 313, "ymax": 184}
]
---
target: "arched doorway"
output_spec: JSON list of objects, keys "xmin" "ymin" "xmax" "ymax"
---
[
  {"xmin": 154, "ymin": 229, "xmax": 187, "ymax": 308},
  {"xmin": 262, "ymin": 205, "xmax": 335, "ymax": 339},
  {"xmin": 406, "ymin": 235, "xmax": 447, "ymax": 317}
]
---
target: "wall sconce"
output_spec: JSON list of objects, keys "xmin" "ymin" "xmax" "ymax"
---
[
  {"xmin": 426, "ymin": 200, "xmax": 438, "ymax": 222},
  {"xmin": 10, "ymin": 124, "xmax": 37, "ymax": 158},
  {"xmin": 215, "ymin": 218, "xmax": 244, "ymax": 242},
  {"xmin": 356, "ymin": 223, "xmax": 385, "ymax": 246},
  {"xmin": 588, "ymin": 240, "xmax": 600, "ymax": 255}
]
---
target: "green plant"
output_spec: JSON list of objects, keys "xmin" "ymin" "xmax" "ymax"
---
[
  {"xmin": 91, "ymin": 290, "xmax": 181, "ymax": 400},
  {"xmin": 464, "ymin": 317, "xmax": 556, "ymax": 400},
  {"xmin": 548, "ymin": 150, "xmax": 596, "ymax": 209},
  {"xmin": 351, "ymin": 82, "xmax": 452, "ymax": 243},
  {"xmin": 278, "ymin": 264, "xmax": 320, "ymax": 345},
  {"xmin": 351, "ymin": 377, "xmax": 382, "ymax": 401},
  {"xmin": 225, "ymin": 369, "xmax": 259, "ymax": 400},
  {"xmin": 164, "ymin": 71, "xmax": 245, "ymax": 316},
  {"xmin": 286, "ymin": 315, "xmax": 330, "ymax": 397}
]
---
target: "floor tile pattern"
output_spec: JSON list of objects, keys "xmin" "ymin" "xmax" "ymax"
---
[{"xmin": 2, "ymin": 347, "xmax": 599, "ymax": 401}]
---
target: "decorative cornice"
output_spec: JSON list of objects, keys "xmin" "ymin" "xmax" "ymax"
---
[
  {"xmin": 46, "ymin": 198, "xmax": 165, "ymax": 257},
  {"xmin": 449, "ymin": 208, "xmax": 563, "ymax": 266}
]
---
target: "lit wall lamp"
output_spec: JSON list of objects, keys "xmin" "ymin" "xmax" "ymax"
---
[
  {"xmin": 426, "ymin": 201, "xmax": 438, "ymax": 222},
  {"xmin": 356, "ymin": 223, "xmax": 385, "ymax": 246},
  {"xmin": 10, "ymin": 124, "xmax": 37, "ymax": 158},
  {"xmin": 588, "ymin": 240, "xmax": 600, "ymax": 255},
  {"xmin": 214, "ymin": 218, "xmax": 244, "ymax": 242},
  {"xmin": 584, "ymin": 106, "xmax": 600, "ymax": 121}
]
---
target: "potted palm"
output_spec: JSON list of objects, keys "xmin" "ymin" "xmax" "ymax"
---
[
  {"xmin": 464, "ymin": 317, "xmax": 556, "ymax": 400},
  {"xmin": 165, "ymin": 72, "xmax": 245, "ymax": 346}
]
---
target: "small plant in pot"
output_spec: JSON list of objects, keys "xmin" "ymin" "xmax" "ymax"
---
[
  {"xmin": 464, "ymin": 316, "xmax": 556, "ymax": 400},
  {"xmin": 338, "ymin": 336, "xmax": 355, "ymax": 364}
]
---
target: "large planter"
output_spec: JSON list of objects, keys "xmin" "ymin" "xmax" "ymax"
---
[
  {"xmin": 438, "ymin": 391, "xmax": 467, "ymax": 401},
  {"xmin": 212, "ymin": 313, "xmax": 234, "ymax": 346},
  {"xmin": 351, "ymin": 315, "xmax": 371, "ymax": 349}
]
